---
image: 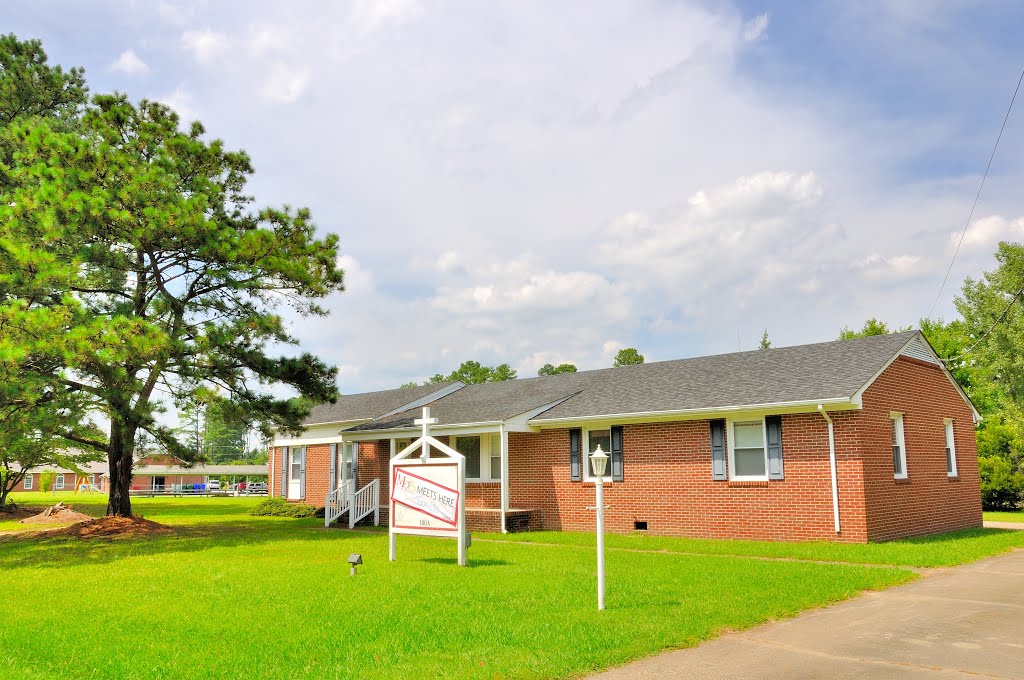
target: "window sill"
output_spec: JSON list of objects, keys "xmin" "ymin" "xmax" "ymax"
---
[
  {"xmin": 728, "ymin": 479, "xmax": 769, "ymax": 488},
  {"xmin": 894, "ymin": 477, "xmax": 911, "ymax": 484},
  {"xmin": 466, "ymin": 480, "xmax": 501, "ymax": 485},
  {"xmin": 947, "ymin": 474, "xmax": 959, "ymax": 480}
]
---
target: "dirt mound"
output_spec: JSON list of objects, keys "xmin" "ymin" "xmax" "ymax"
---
[
  {"xmin": 1, "ymin": 503, "xmax": 40, "ymax": 520},
  {"xmin": 19, "ymin": 502, "xmax": 94, "ymax": 525},
  {"xmin": 46, "ymin": 515, "xmax": 172, "ymax": 539}
]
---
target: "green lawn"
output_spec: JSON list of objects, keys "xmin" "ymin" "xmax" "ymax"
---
[
  {"xmin": 478, "ymin": 526, "xmax": 1024, "ymax": 569},
  {"xmin": 985, "ymin": 510, "xmax": 1024, "ymax": 523},
  {"xmin": 0, "ymin": 494, "xmax": 1015, "ymax": 678}
]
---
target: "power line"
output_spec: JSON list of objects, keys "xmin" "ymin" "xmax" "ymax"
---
[
  {"xmin": 944, "ymin": 282, "xmax": 1024, "ymax": 363},
  {"xmin": 926, "ymin": 66, "xmax": 1024, "ymax": 321}
]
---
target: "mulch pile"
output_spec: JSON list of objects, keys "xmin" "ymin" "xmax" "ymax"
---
[
  {"xmin": 45, "ymin": 515, "xmax": 172, "ymax": 539},
  {"xmin": 19, "ymin": 501, "xmax": 93, "ymax": 525}
]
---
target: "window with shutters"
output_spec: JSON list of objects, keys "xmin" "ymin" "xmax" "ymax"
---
[
  {"xmin": 891, "ymin": 412, "xmax": 908, "ymax": 479},
  {"xmin": 728, "ymin": 419, "xmax": 768, "ymax": 481},
  {"xmin": 944, "ymin": 419, "xmax": 957, "ymax": 477},
  {"xmin": 583, "ymin": 428, "xmax": 613, "ymax": 481}
]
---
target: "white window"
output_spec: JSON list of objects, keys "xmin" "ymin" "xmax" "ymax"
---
[
  {"xmin": 23, "ymin": 474, "xmax": 33, "ymax": 490},
  {"xmin": 393, "ymin": 439, "xmax": 412, "ymax": 458},
  {"xmin": 891, "ymin": 413, "xmax": 908, "ymax": 479},
  {"xmin": 452, "ymin": 435, "xmax": 503, "ymax": 482},
  {"xmin": 56, "ymin": 473, "xmax": 65, "ymax": 490},
  {"xmin": 584, "ymin": 428, "xmax": 613, "ymax": 481},
  {"xmin": 944, "ymin": 419, "xmax": 957, "ymax": 477},
  {"xmin": 729, "ymin": 419, "xmax": 768, "ymax": 481},
  {"xmin": 489, "ymin": 434, "xmax": 502, "ymax": 482}
]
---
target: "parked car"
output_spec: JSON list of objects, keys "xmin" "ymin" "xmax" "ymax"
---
[
  {"xmin": 248, "ymin": 482, "xmax": 268, "ymax": 494},
  {"xmin": 208, "ymin": 479, "xmax": 221, "ymax": 490}
]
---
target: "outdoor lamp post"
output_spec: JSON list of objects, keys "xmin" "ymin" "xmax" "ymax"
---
[{"xmin": 590, "ymin": 445, "xmax": 609, "ymax": 611}]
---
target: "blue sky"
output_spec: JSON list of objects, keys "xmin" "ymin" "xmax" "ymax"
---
[{"xmin": 7, "ymin": 0, "xmax": 1024, "ymax": 393}]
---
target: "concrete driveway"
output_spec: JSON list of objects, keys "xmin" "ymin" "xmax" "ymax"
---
[{"xmin": 594, "ymin": 549, "xmax": 1024, "ymax": 679}]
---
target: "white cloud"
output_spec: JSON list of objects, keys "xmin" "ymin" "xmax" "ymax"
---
[
  {"xmin": 71, "ymin": 0, "xmax": 1022, "ymax": 390},
  {"xmin": 109, "ymin": 49, "xmax": 149, "ymax": 75},
  {"xmin": 336, "ymin": 255, "xmax": 374, "ymax": 295},
  {"xmin": 953, "ymin": 215, "xmax": 1024, "ymax": 251},
  {"xmin": 158, "ymin": 86, "xmax": 196, "ymax": 123},
  {"xmin": 181, "ymin": 29, "xmax": 230, "ymax": 62},
  {"xmin": 436, "ymin": 250, "xmax": 458, "ymax": 273},
  {"xmin": 742, "ymin": 13, "xmax": 770, "ymax": 42},
  {"xmin": 854, "ymin": 253, "xmax": 925, "ymax": 281},
  {"xmin": 262, "ymin": 63, "xmax": 310, "ymax": 103}
]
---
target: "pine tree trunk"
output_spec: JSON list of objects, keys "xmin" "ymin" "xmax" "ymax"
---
[{"xmin": 106, "ymin": 417, "xmax": 135, "ymax": 517}]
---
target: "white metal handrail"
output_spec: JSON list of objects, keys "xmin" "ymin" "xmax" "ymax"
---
[
  {"xmin": 349, "ymin": 479, "xmax": 380, "ymax": 528},
  {"xmin": 324, "ymin": 482, "xmax": 351, "ymax": 528}
]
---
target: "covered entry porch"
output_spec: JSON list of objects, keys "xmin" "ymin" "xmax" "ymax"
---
[{"xmin": 337, "ymin": 424, "xmax": 540, "ymax": 533}]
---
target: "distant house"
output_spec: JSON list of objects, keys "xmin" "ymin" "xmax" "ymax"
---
[
  {"xmin": 14, "ymin": 462, "xmax": 109, "ymax": 494},
  {"xmin": 274, "ymin": 330, "xmax": 978, "ymax": 542}
]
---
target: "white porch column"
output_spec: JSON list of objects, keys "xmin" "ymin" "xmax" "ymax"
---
[{"xmin": 500, "ymin": 424, "xmax": 509, "ymax": 534}]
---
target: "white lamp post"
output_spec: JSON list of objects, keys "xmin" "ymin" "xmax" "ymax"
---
[{"xmin": 590, "ymin": 445, "xmax": 609, "ymax": 611}]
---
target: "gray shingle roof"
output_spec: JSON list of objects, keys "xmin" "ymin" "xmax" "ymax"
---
[
  {"xmin": 346, "ymin": 331, "xmax": 919, "ymax": 430},
  {"xmin": 534, "ymin": 331, "xmax": 918, "ymax": 421},
  {"xmin": 304, "ymin": 382, "xmax": 458, "ymax": 425}
]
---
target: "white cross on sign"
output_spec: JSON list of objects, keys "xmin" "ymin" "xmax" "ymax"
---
[{"xmin": 413, "ymin": 407, "xmax": 439, "ymax": 461}]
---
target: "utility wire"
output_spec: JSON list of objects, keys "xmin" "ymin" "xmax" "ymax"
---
[
  {"xmin": 944, "ymin": 283, "xmax": 1024, "ymax": 363},
  {"xmin": 926, "ymin": 66, "xmax": 1024, "ymax": 321}
]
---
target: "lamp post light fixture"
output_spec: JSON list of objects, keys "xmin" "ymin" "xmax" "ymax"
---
[
  {"xmin": 590, "ymin": 445, "xmax": 609, "ymax": 611},
  {"xmin": 347, "ymin": 553, "xmax": 363, "ymax": 576}
]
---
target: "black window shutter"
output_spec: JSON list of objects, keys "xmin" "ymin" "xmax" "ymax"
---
[
  {"xmin": 569, "ymin": 428, "xmax": 582, "ymax": 481},
  {"xmin": 710, "ymin": 420, "xmax": 727, "ymax": 480},
  {"xmin": 766, "ymin": 416, "xmax": 784, "ymax": 479},
  {"xmin": 610, "ymin": 426, "xmax": 624, "ymax": 482}
]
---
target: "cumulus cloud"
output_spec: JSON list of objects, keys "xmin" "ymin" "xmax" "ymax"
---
[
  {"xmin": 158, "ymin": 86, "xmax": 196, "ymax": 123},
  {"xmin": 953, "ymin": 215, "xmax": 1024, "ymax": 251},
  {"xmin": 262, "ymin": 63, "xmax": 310, "ymax": 103},
  {"xmin": 181, "ymin": 29, "xmax": 230, "ymax": 62},
  {"xmin": 742, "ymin": 13, "xmax": 770, "ymax": 42},
  {"xmin": 81, "ymin": 0, "xmax": 1023, "ymax": 390},
  {"xmin": 109, "ymin": 49, "xmax": 149, "ymax": 75}
]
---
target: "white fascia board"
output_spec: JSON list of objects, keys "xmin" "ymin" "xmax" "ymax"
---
[
  {"xmin": 341, "ymin": 421, "xmax": 504, "ymax": 441},
  {"xmin": 851, "ymin": 331, "xmax": 982, "ymax": 423},
  {"xmin": 375, "ymin": 382, "xmax": 467, "ymax": 420},
  {"xmin": 528, "ymin": 397, "xmax": 856, "ymax": 429},
  {"xmin": 272, "ymin": 421, "xmax": 367, "ymax": 446}
]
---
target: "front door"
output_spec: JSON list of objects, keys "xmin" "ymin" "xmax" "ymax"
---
[
  {"xmin": 153, "ymin": 476, "xmax": 165, "ymax": 491},
  {"xmin": 288, "ymin": 448, "xmax": 302, "ymax": 499},
  {"xmin": 337, "ymin": 444, "xmax": 358, "ymax": 491}
]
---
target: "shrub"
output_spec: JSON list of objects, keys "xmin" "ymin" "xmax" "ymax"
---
[
  {"xmin": 248, "ymin": 497, "xmax": 318, "ymax": 518},
  {"xmin": 39, "ymin": 471, "xmax": 56, "ymax": 493},
  {"xmin": 979, "ymin": 455, "xmax": 1024, "ymax": 511}
]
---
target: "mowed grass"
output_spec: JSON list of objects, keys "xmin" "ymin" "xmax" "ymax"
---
[
  {"xmin": 479, "ymin": 526, "xmax": 1024, "ymax": 569},
  {"xmin": 985, "ymin": 510, "xmax": 1024, "ymax": 523},
  {"xmin": 0, "ymin": 495, "xmax": 920, "ymax": 679}
]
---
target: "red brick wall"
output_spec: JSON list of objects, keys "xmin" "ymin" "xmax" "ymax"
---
[
  {"xmin": 857, "ymin": 356, "xmax": 982, "ymax": 541},
  {"xmin": 506, "ymin": 415, "xmax": 870, "ymax": 542}
]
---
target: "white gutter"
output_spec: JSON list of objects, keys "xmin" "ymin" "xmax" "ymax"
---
[
  {"xmin": 530, "ymin": 397, "xmax": 855, "ymax": 427},
  {"xmin": 818, "ymin": 404, "xmax": 841, "ymax": 534}
]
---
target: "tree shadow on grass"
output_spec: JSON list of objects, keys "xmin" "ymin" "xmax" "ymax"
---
[
  {"xmin": 418, "ymin": 557, "xmax": 511, "ymax": 567},
  {"xmin": 0, "ymin": 521, "xmax": 384, "ymax": 571}
]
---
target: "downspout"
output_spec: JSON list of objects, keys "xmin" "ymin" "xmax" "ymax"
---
[
  {"xmin": 817, "ymin": 404, "xmax": 841, "ymax": 534},
  {"xmin": 500, "ymin": 423, "xmax": 509, "ymax": 534}
]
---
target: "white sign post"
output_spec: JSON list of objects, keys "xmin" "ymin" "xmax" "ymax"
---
[{"xmin": 389, "ymin": 407, "xmax": 468, "ymax": 566}]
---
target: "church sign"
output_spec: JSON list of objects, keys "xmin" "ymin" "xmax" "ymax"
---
[{"xmin": 388, "ymin": 407, "xmax": 469, "ymax": 566}]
